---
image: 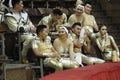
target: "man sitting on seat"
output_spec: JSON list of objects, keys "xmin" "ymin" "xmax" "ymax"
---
[
  {"xmin": 32, "ymin": 25, "xmax": 63, "ymax": 72},
  {"xmin": 0, "ymin": 0, "xmax": 9, "ymax": 23},
  {"xmin": 38, "ymin": 8, "xmax": 67, "ymax": 32},
  {"xmin": 4, "ymin": 0, "xmax": 36, "ymax": 63},
  {"xmin": 71, "ymin": 22, "xmax": 105, "ymax": 65}
]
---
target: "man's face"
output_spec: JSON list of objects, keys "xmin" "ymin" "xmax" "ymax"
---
[
  {"xmin": 16, "ymin": 0, "xmax": 24, "ymax": 11},
  {"xmin": 41, "ymin": 28, "xmax": 49, "ymax": 39},
  {"xmin": 73, "ymin": 25, "xmax": 81, "ymax": 36},
  {"xmin": 84, "ymin": 4, "xmax": 92, "ymax": 14},
  {"xmin": 52, "ymin": 14, "xmax": 62, "ymax": 21},
  {"xmin": 75, "ymin": 7, "xmax": 84, "ymax": 15}
]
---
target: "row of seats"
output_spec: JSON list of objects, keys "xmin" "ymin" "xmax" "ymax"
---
[{"xmin": 23, "ymin": 0, "xmax": 76, "ymax": 8}]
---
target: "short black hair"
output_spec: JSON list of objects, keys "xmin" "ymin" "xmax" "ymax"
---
[
  {"xmin": 84, "ymin": 1, "xmax": 92, "ymax": 6},
  {"xmin": 3, "ymin": 0, "xmax": 9, "ymax": 7},
  {"xmin": 72, "ymin": 22, "xmax": 81, "ymax": 28},
  {"xmin": 12, "ymin": 0, "xmax": 22, "ymax": 8},
  {"xmin": 36, "ymin": 25, "xmax": 47, "ymax": 35},
  {"xmin": 52, "ymin": 8, "xmax": 63, "ymax": 15}
]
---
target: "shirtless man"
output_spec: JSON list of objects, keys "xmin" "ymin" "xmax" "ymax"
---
[
  {"xmin": 78, "ymin": 1, "xmax": 99, "ymax": 56},
  {"xmin": 71, "ymin": 22, "xmax": 105, "ymax": 65},
  {"xmin": 82, "ymin": 1, "xmax": 99, "ymax": 33},
  {"xmin": 68, "ymin": 4, "xmax": 84, "ymax": 27}
]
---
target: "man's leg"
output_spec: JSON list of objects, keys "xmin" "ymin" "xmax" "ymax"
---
[{"xmin": 21, "ymin": 35, "xmax": 34, "ymax": 63}]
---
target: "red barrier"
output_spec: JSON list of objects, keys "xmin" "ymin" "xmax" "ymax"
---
[{"xmin": 39, "ymin": 62, "xmax": 120, "ymax": 80}]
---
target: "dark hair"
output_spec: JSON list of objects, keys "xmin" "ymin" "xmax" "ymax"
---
[
  {"xmin": 52, "ymin": 8, "xmax": 63, "ymax": 15},
  {"xmin": 72, "ymin": 22, "xmax": 81, "ymax": 28},
  {"xmin": 36, "ymin": 25, "xmax": 47, "ymax": 35},
  {"xmin": 12, "ymin": 0, "xmax": 22, "ymax": 7},
  {"xmin": 99, "ymin": 25, "xmax": 107, "ymax": 30},
  {"xmin": 84, "ymin": 1, "xmax": 92, "ymax": 6},
  {"xmin": 3, "ymin": 0, "xmax": 9, "ymax": 7}
]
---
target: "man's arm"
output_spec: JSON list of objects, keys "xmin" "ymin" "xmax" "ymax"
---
[
  {"xmin": 5, "ymin": 16, "xmax": 18, "ymax": 32},
  {"xmin": 32, "ymin": 39, "xmax": 43, "ymax": 56},
  {"xmin": 27, "ymin": 18, "xmax": 36, "ymax": 33},
  {"xmin": 93, "ymin": 16, "xmax": 99, "ymax": 31},
  {"xmin": 68, "ymin": 15, "xmax": 74, "ymax": 27}
]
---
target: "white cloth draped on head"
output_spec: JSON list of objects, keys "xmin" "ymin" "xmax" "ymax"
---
[
  {"xmin": 59, "ymin": 26, "xmax": 69, "ymax": 35},
  {"xmin": 76, "ymin": 4, "xmax": 84, "ymax": 11}
]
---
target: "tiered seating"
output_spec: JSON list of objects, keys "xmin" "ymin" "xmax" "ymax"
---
[
  {"xmin": 23, "ymin": 0, "xmax": 120, "ymax": 59},
  {"xmin": 1, "ymin": 0, "xmax": 119, "ymax": 79},
  {"xmin": 23, "ymin": 0, "xmax": 76, "ymax": 25}
]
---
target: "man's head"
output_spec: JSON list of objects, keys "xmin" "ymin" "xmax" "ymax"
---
[
  {"xmin": 75, "ymin": 4, "xmax": 84, "ymax": 15},
  {"xmin": 72, "ymin": 22, "xmax": 82, "ymax": 36},
  {"xmin": 36, "ymin": 25, "xmax": 48, "ymax": 39},
  {"xmin": 84, "ymin": 1, "xmax": 92, "ymax": 14},
  {"xmin": 51, "ymin": 8, "xmax": 63, "ymax": 21},
  {"xmin": 12, "ymin": 0, "xmax": 23, "ymax": 11}
]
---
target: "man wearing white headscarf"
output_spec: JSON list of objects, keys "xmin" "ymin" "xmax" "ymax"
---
[
  {"xmin": 68, "ymin": 4, "xmax": 84, "ymax": 27},
  {"xmin": 71, "ymin": 22, "xmax": 105, "ymax": 65}
]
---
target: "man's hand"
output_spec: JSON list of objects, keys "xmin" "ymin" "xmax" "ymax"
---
[
  {"xmin": 30, "ymin": 27, "xmax": 36, "ymax": 33},
  {"xmin": 52, "ymin": 52, "xmax": 61, "ymax": 60},
  {"xmin": 60, "ymin": 54, "xmax": 69, "ymax": 57}
]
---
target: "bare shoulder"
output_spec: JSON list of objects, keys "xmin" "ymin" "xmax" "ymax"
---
[
  {"xmin": 54, "ymin": 38, "xmax": 60, "ymax": 43},
  {"xmin": 69, "ymin": 14, "xmax": 76, "ymax": 19},
  {"xmin": 109, "ymin": 35, "xmax": 114, "ymax": 40}
]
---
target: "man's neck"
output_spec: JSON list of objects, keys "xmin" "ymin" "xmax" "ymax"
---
[
  {"xmin": 14, "ymin": 7, "xmax": 21, "ymax": 13},
  {"xmin": 85, "ymin": 12, "xmax": 90, "ymax": 15},
  {"xmin": 39, "ymin": 36, "xmax": 45, "ymax": 42},
  {"xmin": 75, "ymin": 13, "xmax": 82, "ymax": 17}
]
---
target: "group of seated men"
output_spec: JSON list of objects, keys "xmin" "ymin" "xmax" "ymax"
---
[{"xmin": 0, "ymin": 0, "xmax": 120, "ymax": 72}]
